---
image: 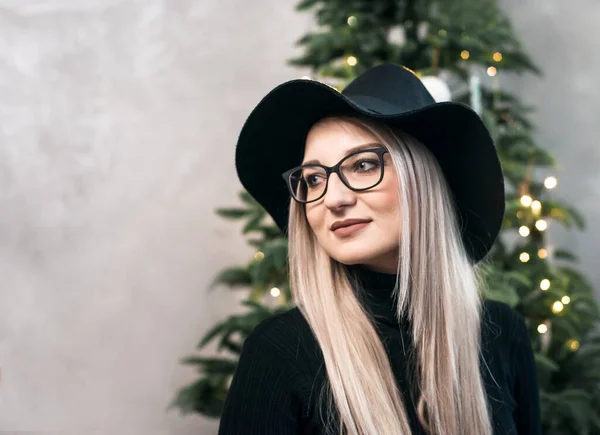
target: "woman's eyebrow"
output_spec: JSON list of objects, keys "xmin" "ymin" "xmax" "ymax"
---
[{"xmin": 302, "ymin": 142, "xmax": 382, "ymax": 165}]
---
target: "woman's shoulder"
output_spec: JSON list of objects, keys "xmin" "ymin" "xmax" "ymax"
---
[
  {"xmin": 483, "ymin": 299, "xmax": 518, "ymax": 322},
  {"xmin": 481, "ymin": 299, "xmax": 530, "ymax": 351},
  {"xmin": 244, "ymin": 307, "xmax": 318, "ymax": 364},
  {"xmin": 483, "ymin": 299, "xmax": 526, "ymax": 330},
  {"xmin": 247, "ymin": 306, "xmax": 307, "ymax": 339}
]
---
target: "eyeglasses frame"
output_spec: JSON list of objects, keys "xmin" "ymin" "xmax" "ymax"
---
[{"xmin": 281, "ymin": 147, "xmax": 390, "ymax": 204}]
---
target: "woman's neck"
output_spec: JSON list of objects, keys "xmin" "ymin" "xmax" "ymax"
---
[{"xmin": 346, "ymin": 263, "xmax": 409, "ymax": 328}]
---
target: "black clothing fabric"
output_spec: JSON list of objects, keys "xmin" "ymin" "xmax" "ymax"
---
[{"xmin": 218, "ymin": 265, "xmax": 542, "ymax": 434}]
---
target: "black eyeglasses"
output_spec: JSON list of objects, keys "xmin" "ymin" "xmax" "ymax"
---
[{"xmin": 281, "ymin": 147, "xmax": 389, "ymax": 203}]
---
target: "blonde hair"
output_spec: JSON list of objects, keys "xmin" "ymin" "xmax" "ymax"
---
[{"xmin": 287, "ymin": 115, "xmax": 494, "ymax": 435}]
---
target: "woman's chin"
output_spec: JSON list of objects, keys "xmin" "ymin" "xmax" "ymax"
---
[{"xmin": 330, "ymin": 248, "xmax": 373, "ymax": 265}]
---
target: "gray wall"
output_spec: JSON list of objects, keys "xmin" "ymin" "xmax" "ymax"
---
[
  {"xmin": 0, "ymin": 1, "xmax": 312, "ymax": 434},
  {"xmin": 0, "ymin": 1, "xmax": 597, "ymax": 434}
]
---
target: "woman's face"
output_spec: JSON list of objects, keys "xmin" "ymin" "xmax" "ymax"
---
[{"xmin": 302, "ymin": 119, "xmax": 401, "ymax": 274}]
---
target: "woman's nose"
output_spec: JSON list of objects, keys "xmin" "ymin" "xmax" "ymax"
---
[{"xmin": 323, "ymin": 173, "xmax": 356, "ymax": 209}]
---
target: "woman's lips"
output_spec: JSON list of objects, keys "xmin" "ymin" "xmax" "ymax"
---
[{"xmin": 331, "ymin": 221, "xmax": 370, "ymax": 237}]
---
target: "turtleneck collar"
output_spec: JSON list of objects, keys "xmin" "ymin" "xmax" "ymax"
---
[{"xmin": 346, "ymin": 263, "xmax": 410, "ymax": 329}]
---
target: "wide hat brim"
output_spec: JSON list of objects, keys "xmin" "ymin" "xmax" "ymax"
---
[{"xmin": 235, "ymin": 64, "xmax": 505, "ymax": 264}]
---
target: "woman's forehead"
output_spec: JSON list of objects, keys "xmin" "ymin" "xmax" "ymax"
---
[{"xmin": 303, "ymin": 119, "xmax": 377, "ymax": 164}]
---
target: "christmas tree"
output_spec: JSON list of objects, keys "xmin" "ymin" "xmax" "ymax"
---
[{"xmin": 171, "ymin": 1, "xmax": 600, "ymax": 433}]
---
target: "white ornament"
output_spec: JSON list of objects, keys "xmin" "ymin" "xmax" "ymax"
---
[
  {"xmin": 420, "ymin": 75, "xmax": 452, "ymax": 102},
  {"xmin": 388, "ymin": 25, "xmax": 405, "ymax": 45}
]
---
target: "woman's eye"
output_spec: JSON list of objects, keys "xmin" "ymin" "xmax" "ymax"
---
[
  {"xmin": 305, "ymin": 174, "xmax": 323, "ymax": 187},
  {"xmin": 355, "ymin": 159, "xmax": 379, "ymax": 172}
]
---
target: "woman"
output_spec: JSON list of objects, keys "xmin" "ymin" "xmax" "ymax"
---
[{"xmin": 218, "ymin": 64, "xmax": 541, "ymax": 435}]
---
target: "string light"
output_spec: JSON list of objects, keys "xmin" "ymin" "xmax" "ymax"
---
[
  {"xmin": 568, "ymin": 339, "xmax": 580, "ymax": 351},
  {"xmin": 552, "ymin": 301, "xmax": 564, "ymax": 314},
  {"xmin": 347, "ymin": 56, "xmax": 358, "ymax": 66},
  {"xmin": 531, "ymin": 200, "xmax": 542, "ymax": 214},
  {"xmin": 487, "ymin": 66, "xmax": 497, "ymax": 76},
  {"xmin": 540, "ymin": 279, "xmax": 551, "ymax": 291},
  {"xmin": 347, "ymin": 16, "xmax": 357, "ymax": 27},
  {"xmin": 538, "ymin": 248, "xmax": 548, "ymax": 259},
  {"xmin": 519, "ymin": 226, "xmax": 530, "ymax": 237},
  {"xmin": 537, "ymin": 324, "xmax": 548, "ymax": 334},
  {"xmin": 520, "ymin": 252, "xmax": 530, "ymax": 263},
  {"xmin": 461, "ymin": 50, "xmax": 470, "ymax": 60},
  {"xmin": 520, "ymin": 195, "xmax": 532, "ymax": 207},
  {"xmin": 544, "ymin": 176, "xmax": 558, "ymax": 189},
  {"xmin": 493, "ymin": 52, "xmax": 503, "ymax": 62},
  {"xmin": 270, "ymin": 287, "xmax": 281, "ymax": 297},
  {"xmin": 561, "ymin": 296, "xmax": 571, "ymax": 304},
  {"xmin": 535, "ymin": 220, "xmax": 548, "ymax": 231},
  {"xmin": 254, "ymin": 251, "xmax": 264, "ymax": 260}
]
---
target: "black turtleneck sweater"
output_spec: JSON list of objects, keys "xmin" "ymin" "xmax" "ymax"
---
[{"xmin": 218, "ymin": 265, "xmax": 542, "ymax": 434}]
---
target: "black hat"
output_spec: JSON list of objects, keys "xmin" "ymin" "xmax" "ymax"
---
[{"xmin": 235, "ymin": 63, "xmax": 505, "ymax": 264}]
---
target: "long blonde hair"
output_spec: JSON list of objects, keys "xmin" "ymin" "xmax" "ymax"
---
[{"xmin": 287, "ymin": 115, "xmax": 494, "ymax": 435}]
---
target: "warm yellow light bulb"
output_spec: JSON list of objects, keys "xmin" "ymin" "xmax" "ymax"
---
[
  {"xmin": 561, "ymin": 296, "xmax": 571, "ymax": 304},
  {"xmin": 254, "ymin": 251, "xmax": 264, "ymax": 260},
  {"xmin": 520, "ymin": 195, "xmax": 532, "ymax": 207},
  {"xmin": 487, "ymin": 66, "xmax": 497, "ymax": 76},
  {"xmin": 493, "ymin": 52, "xmax": 503, "ymax": 62},
  {"xmin": 537, "ymin": 324, "xmax": 548, "ymax": 334},
  {"xmin": 552, "ymin": 301, "xmax": 564, "ymax": 314},
  {"xmin": 540, "ymin": 279, "xmax": 551, "ymax": 291},
  {"xmin": 544, "ymin": 176, "xmax": 558, "ymax": 189},
  {"xmin": 519, "ymin": 226, "xmax": 530, "ymax": 237},
  {"xmin": 347, "ymin": 16, "xmax": 357, "ymax": 26},
  {"xmin": 461, "ymin": 50, "xmax": 470, "ymax": 60},
  {"xmin": 538, "ymin": 248, "xmax": 548, "ymax": 259},
  {"xmin": 520, "ymin": 252, "xmax": 530, "ymax": 263},
  {"xmin": 270, "ymin": 287, "xmax": 281, "ymax": 297},
  {"xmin": 347, "ymin": 56, "xmax": 358, "ymax": 66},
  {"xmin": 535, "ymin": 220, "xmax": 548, "ymax": 231},
  {"xmin": 569, "ymin": 339, "xmax": 580, "ymax": 350},
  {"xmin": 531, "ymin": 200, "xmax": 542, "ymax": 214}
]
